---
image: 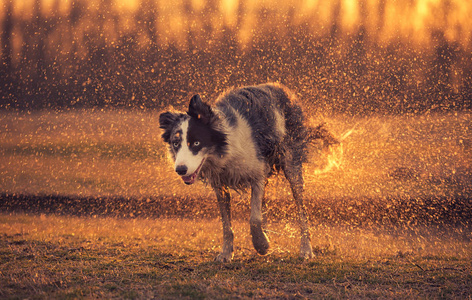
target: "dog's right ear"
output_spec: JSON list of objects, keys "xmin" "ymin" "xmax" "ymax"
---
[
  {"xmin": 159, "ymin": 112, "xmax": 181, "ymax": 143},
  {"xmin": 188, "ymin": 94, "xmax": 213, "ymax": 125}
]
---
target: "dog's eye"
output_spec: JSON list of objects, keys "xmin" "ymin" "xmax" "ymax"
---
[
  {"xmin": 193, "ymin": 141, "xmax": 200, "ymax": 147},
  {"xmin": 173, "ymin": 141, "xmax": 180, "ymax": 148}
]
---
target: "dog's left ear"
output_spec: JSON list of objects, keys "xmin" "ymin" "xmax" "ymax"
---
[
  {"xmin": 187, "ymin": 94, "xmax": 213, "ymax": 125},
  {"xmin": 159, "ymin": 111, "xmax": 182, "ymax": 143}
]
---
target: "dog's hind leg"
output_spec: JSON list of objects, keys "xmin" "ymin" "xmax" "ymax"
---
[
  {"xmin": 250, "ymin": 179, "xmax": 270, "ymax": 255},
  {"xmin": 283, "ymin": 157, "xmax": 314, "ymax": 260},
  {"xmin": 261, "ymin": 180, "xmax": 269, "ymax": 227},
  {"xmin": 214, "ymin": 186, "xmax": 234, "ymax": 262}
]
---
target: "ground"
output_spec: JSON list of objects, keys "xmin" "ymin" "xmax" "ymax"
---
[
  {"xmin": 0, "ymin": 110, "xmax": 471, "ymax": 298},
  {"xmin": 1, "ymin": 214, "xmax": 471, "ymax": 299}
]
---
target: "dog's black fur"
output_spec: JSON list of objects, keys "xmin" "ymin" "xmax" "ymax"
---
[{"xmin": 159, "ymin": 83, "xmax": 338, "ymax": 261}]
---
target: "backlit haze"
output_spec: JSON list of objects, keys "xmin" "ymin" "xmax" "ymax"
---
[
  {"xmin": 0, "ymin": 0, "xmax": 471, "ymax": 226},
  {"xmin": 1, "ymin": 0, "xmax": 471, "ymax": 112}
]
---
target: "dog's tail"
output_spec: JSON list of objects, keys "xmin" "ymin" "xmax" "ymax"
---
[
  {"xmin": 306, "ymin": 123, "xmax": 354, "ymax": 174},
  {"xmin": 307, "ymin": 123, "xmax": 341, "ymax": 149},
  {"xmin": 307, "ymin": 122, "xmax": 357, "ymax": 174}
]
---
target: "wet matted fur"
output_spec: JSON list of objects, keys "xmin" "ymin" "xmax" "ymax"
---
[{"xmin": 159, "ymin": 83, "xmax": 338, "ymax": 261}]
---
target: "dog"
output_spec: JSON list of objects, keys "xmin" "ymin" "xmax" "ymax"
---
[{"xmin": 159, "ymin": 83, "xmax": 338, "ymax": 262}]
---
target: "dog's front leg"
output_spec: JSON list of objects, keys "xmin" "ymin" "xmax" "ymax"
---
[
  {"xmin": 250, "ymin": 180, "xmax": 270, "ymax": 255},
  {"xmin": 214, "ymin": 186, "xmax": 234, "ymax": 262}
]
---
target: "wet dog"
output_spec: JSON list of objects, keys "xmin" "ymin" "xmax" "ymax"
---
[{"xmin": 159, "ymin": 83, "xmax": 338, "ymax": 261}]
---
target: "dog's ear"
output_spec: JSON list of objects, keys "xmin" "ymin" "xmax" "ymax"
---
[
  {"xmin": 187, "ymin": 94, "xmax": 213, "ymax": 125},
  {"xmin": 159, "ymin": 112, "xmax": 181, "ymax": 143}
]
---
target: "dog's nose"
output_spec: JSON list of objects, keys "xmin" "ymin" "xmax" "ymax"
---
[{"xmin": 175, "ymin": 165, "xmax": 188, "ymax": 176}]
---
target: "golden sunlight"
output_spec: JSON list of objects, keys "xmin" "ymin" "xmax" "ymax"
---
[
  {"xmin": 340, "ymin": 0, "xmax": 360, "ymax": 33},
  {"xmin": 5, "ymin": 0, "xmax": 471, "ymax": 48},
  {"xmin": 220, "ymin": 0, "xmax": 239, "ymax": 27}
]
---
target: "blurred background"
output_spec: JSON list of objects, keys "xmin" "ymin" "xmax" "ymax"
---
[
  {"xmin": 0, "ymin": 0, "xmax": 471, "ymax": 226},
  {"xmin": 0, "ymin": 0, "xmax": 471, "ymax": 113}
]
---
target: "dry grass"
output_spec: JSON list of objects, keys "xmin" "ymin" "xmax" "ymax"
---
[
  {"xmin": 0, "ymin": 110, "xmax": 471, "ymax": 298},
  {"xmin": 0, "ymin": 110, "xmax": 471, "ymax": 201},
  {"xmin": 1, "ymin": 213, "xmax": 471, "ymax": 299}
]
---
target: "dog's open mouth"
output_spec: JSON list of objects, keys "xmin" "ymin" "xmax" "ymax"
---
[{"xmin": 181, "ymin": 159, "xmax": 205, "ymax": 185}]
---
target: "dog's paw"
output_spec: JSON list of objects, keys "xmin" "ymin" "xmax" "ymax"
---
[
  {"xmin": 299, "ymin": 249, "xmax": 315, "ymax": 260},
  {"xmin": 299, "ymin": 239, "xmax": 314, "ymax": 260},
  {"xmin": 215, "ymin": 252, "xmax": 233, "ymax": 263},
  {"xmin": 250, "ymin": 226, "xmax": 270, "ymax": 255}
]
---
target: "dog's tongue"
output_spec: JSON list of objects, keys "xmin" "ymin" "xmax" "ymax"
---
[
  {"xmin": 182, "ymin": 172, "xmax": 197, "ymax": 185},
  {"xmin": 180, "ymin": 159, "xmax": 205, "ymax": 185}
]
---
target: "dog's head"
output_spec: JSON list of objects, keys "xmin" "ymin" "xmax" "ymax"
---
[{"xmin": 159, "ymin": 95, "xmax": 227, "ymax": 185}]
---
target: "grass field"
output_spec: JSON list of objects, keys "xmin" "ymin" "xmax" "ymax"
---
[
  {"xmin": 0, "ymin": 109, "xmax": 471, "ymax": 298},
  {"xmin": 1, "ymin": 110, "xmax": 471, "ymax": 201},
  {"xmin": 1, "ymin": 214, "xmax": 471, "ymax": 299}
]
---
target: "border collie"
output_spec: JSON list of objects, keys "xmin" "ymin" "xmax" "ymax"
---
[{"xmin": 159, "ymin": 83, "xmax": 338, "ymax": 262}]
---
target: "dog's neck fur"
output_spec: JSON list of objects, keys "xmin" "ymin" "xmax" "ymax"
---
[{"xmin": 199, "ymin": 107, "xmax": 267, "ymax": 191}]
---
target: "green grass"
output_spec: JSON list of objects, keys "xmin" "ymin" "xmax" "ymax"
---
[{"xmin": 1, "ymin": 214, "xmax": 471, "ymax": 299}]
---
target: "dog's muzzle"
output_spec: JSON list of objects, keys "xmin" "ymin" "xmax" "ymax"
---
[
  {"xmin": 176, "ymin": 165, "xmax": 188, "ymax": 176},
  {"xmin": 176, "ymin": 159, "xmax": 205, "ymax": 185}
]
